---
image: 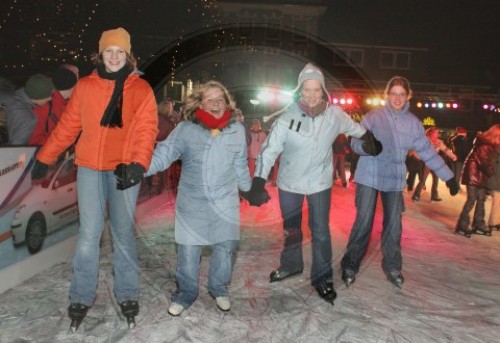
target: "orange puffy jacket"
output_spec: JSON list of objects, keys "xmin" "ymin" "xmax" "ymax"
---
[{"xmin": 37, "ymin": 70, "xmax": 158, "ymax": 170}]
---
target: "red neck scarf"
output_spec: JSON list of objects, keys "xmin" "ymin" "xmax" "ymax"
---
[{"xmin": 194, "ymin": 108, "xmax": 231, "ymax": 129}]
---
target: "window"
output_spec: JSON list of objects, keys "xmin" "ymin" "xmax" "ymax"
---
[
  {"xmin": 334, "ymin": 48, "xmax": 364, "ymax": 67},
  {"xmin": 380, "ymin": 51, "xmax": 410, "ymax": 70}
]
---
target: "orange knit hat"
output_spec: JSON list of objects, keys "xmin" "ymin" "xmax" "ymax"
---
[{"xmin": 98, "ymin": 27, "xmax": 131, "ymax": 54}]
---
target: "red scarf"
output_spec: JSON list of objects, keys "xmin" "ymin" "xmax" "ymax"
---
[{"xmin": 194, "ymin": 108, "xmax": 231, "ymax": 129}]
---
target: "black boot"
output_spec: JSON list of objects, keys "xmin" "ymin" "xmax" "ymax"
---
[
  {"xmin": 472, "ymin": 225, "xmax": 492, "ymax": 236},
  {"xmin": 341, "ymin": 269, "xmax": 356, "ymax": 288},
  {"xmin": 120, "ymin": 300, "xmax": 139, "ymax": 329},
  {"xmin": 68, "ymin": 303, "xmax": 89, "ymax": 333},
  {"xmin": 455, "ymin": 226, "xmax": 472, "ymax": 238},
  {"xmin": 269, "ymin": 268, "xmax": 303, "ymax": 283},
  {"xmin": 385, "ymin": 270, "xmax": 404, "ymax": 288},
  {"xmin": 315, "ymin": 281, "xmax": 337, "ymax": 305}
]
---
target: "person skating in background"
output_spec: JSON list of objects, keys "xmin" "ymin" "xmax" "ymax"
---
[
  {"xmin": 341, "ymin": 76, "xmax": 459, "ymax": 289},
  {"xmin": 405, "ymin": 149, "xmax": 423, "ymax": 192},
  {"xmin": 455, "ymin": 124, "xmax": 500, "ymax": 237},
  {"xmin": 248, "ymin": 119, "xmax": 267, "ymax": 178},
  {"xmin": 412, "ymin": 127, "xmax": 457, "ymax": 202},
  {"xmin": 332, "ymin": 133, "xmax": 349, "ymax": 188},
  {"xmin": 31, "ymin": 27, "xmax": 158, "ymax": 331},
  {"xmin": 487, "ymin": 149, "xmax": 500, "ymax": 231},
  {"xmin": 146, "ymin": 80, "xmax": 253, "ymax": 316},
  {"xmin": 246, "ymin": 63, "xmax": 381, "ymax": 305},
  {"xmin": 450, "ymin": 127, "xmax": 471, "ymax": 188}
]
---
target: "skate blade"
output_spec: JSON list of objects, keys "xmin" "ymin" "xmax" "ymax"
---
[
  {"xmin": 70, "ymin": 321, "xmax": 80, "ymax": 333},
  {"xmin": 344, "ymin": 278, "xmax": 354, "ymax": 288},
  {"xmin": 126, "ymin": 317, "xmax": 136, "ymax": 329}
]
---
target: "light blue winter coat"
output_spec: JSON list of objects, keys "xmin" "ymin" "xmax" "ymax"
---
[
  {"xmin": 255, "ymin": 102, "xmax": 366, "ymax": 195},
  {"xmin": 147, "ymin": 120, "xmax": 251, "ymax": 245},
  {"xmin": 351, "ymin": 103, "xmax": 453, "ymax": 192}
]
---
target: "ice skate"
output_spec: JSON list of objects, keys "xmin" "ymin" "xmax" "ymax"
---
[
  {"xmin": 385, "ymin": 270, "xmax": 404, "ymax": 288},
  {"xmin": 315, "ymin": 281, "xmax": 337, "ymax": 305},
  {"xmin": 341, "ymin": 269, "xmax": 356, "ymax": 288},
  {"xmin": 489, "ymin": 224, "xmax": 500, "ymax": 231},
  {"xmin": 455, "ymin": 226, "xmax": 472, "ymax": 238},
  {"xmin": 68, "ymin": 303, "xmax": 89, "ymax": 333},
  {"xmin": 472, "ymin": 225, "xmax": 492, "ymax": 236},
  {"xmin": 119, "ymin": 300, "xmax": 139, "ymax": 329},
  {"xmin": 269, "ymin": 268, "xmax": 303, "ymax": 283},
  {"xmin": 167, "ymin": 303, "xmax": 185, "ymax": 316},
  {"xmin": 215, "ymin": 296, "xmax": 231, "ymax": 312}
]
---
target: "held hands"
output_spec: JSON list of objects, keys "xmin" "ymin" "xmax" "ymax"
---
[
  {"xmin": 446, "ymin": 178, "xmax": 459, "ymax": 196},
  {"xmin": 242, "ymin": 177, "xmax": 270, "ymax": 206},
  {"xmin": 361, "ymin": 130, "xmax": 383, "ymax": 156},
  {"xmin": 31, "ymin": 160, "xmax": 49, "ymax": 180},
  {"xmin": 114, "ymin": 162, "xmax": 145, "ymax": 190}
]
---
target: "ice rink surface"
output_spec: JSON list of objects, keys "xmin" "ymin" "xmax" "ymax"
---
[{"xmin": 0, "ymin": 179, "xmax": 498, "ymax": 343}]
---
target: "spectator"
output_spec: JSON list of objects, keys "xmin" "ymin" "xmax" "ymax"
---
[
  {"xmin": 456, "ymin": 124, "xmax": 500, "ymax": 237},
  {"xmin": 2, "ymin": 74, "xmax": 54, "ymax": 145},
  {"xmin": 146, "ymin": 80, "xmax": 252, "ymax": 316},
  {"xmin": 341, "ymin": 76, "xmax": 458, "ymax": 289},
  {"xmin": 29, "ymin": 66, "xmax": 79, "ymax": 145},
  {"xmin": 31, "ymin": 27, "xmax": 158, "ymax": 331},
  {"xmin": 412, "ymin": 127, "xmax": 457, "ymax": 202},
  {"xmin": 0, "ymin": 77, "xmax": 14, "ymax": 144}
]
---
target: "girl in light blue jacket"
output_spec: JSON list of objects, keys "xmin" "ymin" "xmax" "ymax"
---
[{"xmin": 147, "ymin": 80, "xmax": 252, "ymax": 316}]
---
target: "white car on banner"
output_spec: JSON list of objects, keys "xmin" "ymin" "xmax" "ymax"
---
[{"xmin": 10, "ymin": 155, "xmax": 78, "ymax": 254}]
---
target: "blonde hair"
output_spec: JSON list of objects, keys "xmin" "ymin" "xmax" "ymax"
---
[
  {"xmin": 183, "ymin": 80, "xmax": 236, "ymax": 120},
  {"xmin": 480, "ymin": 124, "xmax": 500, "ymax": 146}
]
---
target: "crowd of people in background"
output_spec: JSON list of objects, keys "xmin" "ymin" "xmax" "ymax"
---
[{"xmin": 1, "ymin": 25, "xmax": 499, "ymax": 332}]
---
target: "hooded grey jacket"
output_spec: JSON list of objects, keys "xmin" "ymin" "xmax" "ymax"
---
[{"xmin": 255, "ymin": 102, "xmax": 366, "ymax": 195}]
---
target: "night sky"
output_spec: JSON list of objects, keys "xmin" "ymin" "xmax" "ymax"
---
[
  {"xmin": 0, "ymin": 0, "xmax": 499, "ymax": 89},
  {"xmin": 323, "ymin": 0, "xmax": 500, "ymax": 87}
]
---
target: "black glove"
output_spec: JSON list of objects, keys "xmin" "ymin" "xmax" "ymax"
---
[
  {"xmin": 361, "ymin": 130, "xmax": 383, "ymax": 156},
  {"xmin": 446, "ymin": 178, "xmax": 459, "ymax": 196},
  {"xmin": 114, "ymin": 162, "xmax": 145, "ymax": 190},
  {"xmin": 31, "ymin": 160, "xmax": 49, "ymax": 180},
  {"xmin": 242, "ymin": 177, "xmax": 270, "ymax": 206}
]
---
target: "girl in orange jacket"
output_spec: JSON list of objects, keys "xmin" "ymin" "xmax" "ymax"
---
[{"xmin": 31, "ymin": 27, "xmax": 158, "ymax": 331}]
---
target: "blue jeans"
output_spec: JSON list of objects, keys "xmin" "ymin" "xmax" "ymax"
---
[
  {"xmin": 69, "ymin": 167, "xmax": 141, "ymax": 306},
  {"xmin": 341, "ymin": 184, "xmax": 404, "ymax": 273},
  {"xmin": 172, "ymin": 240, "xmax": 238, "ymax": 308},
  {"xmin": 278, "ymin": 188, "xmax": 332, "ymax": 286}
]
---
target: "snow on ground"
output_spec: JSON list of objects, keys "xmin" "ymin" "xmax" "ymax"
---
[{"xmin": 0, "ymin": 179, "xmax": 499, "ymax": 343}]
